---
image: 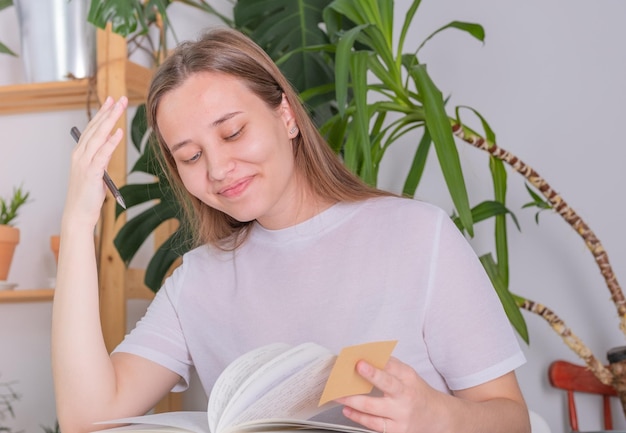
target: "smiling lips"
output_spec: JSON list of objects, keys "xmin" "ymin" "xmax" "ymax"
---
[{"xmin": 218, "ymin": 176, "xmax": 254, "ymax": 198}]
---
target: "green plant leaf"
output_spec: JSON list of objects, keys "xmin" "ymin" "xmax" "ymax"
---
[
  {"xmin": 350, "ymin": 51, "xmax": 374, "ymax": 184},
  {"xmin": 480, "ymin": 253, "xmax": 529, "ymax": 344},
  {"xmin": 88, "ymin": 0, "xmax": 144, "ymax": 36},
  {"xmin": 115, "ymin": 182, "xmax": 164, "ymax": 218},
  {"xmin": 0, "ymin": 0, "xmax": 17, "ymax": 59},
  {"xmin": 397, "ymin": 0, "xmax": 421, "ymax": 61},
  {"xmin": 454, "ymin": 106, "xmax": 511, "ymax": 285},
  {"xmin": 0, "ymin": 41, "xmax": 17, "ymax": 57},
  {"xmin": 402, "ymin": 128, "xmax": 431, "ymax": 197},
  {"xmin": 410, "ymin": 63, "xmax": 473, "ymax": 236},
  {"xmin": 0, "ymin": 185, "xmax": 29, "ymax": 226},
  {"xmin": 144, "ymin": 228, "xmax": 190, "ymax": 292},
  {"xmin": 451, "ymin": 200, "xmax": 519, "ymax": 233},
  {"xmin": 131, "ymin": 104, "xmax": 149, "ymax": 153},
  {"xmin": 114, "ymin": 200, "xmax": 178, "ymax": 265},
  {"xmin": 234, "ymin": 0, "xmax": 335, "ymax": 105},
  {"xmin": 416, "ymin": 20, "xmax": 485, "ymax": 55}
]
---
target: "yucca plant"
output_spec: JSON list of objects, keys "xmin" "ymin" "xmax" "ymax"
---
[
  {"xmin": 318, "ymin": 2, "xmax": 626, "ymax": 417},
  {"xmin": 103, "ymin": 1, "xmax": 525, "ymax": 339},
  {"xmin": 305, "ymin": 0, "xmax": 526, "ymax": 339}
]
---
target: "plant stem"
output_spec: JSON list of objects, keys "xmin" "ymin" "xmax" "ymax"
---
[
  {"xmin": 518, "ymin": 298, "xmax": 613, "ymax": 385},
  {"xmin": 451, "ymin": 122, "xmax": 626, "ymax": 337}
]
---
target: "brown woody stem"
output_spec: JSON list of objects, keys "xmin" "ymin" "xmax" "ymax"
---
[
  {"xmin": 519, "ymin": 298, "xmax": 614, "ymax": 385},
  {"xmin": 451, "ymin": 123, "xmax": 626, "ymax": 336}
]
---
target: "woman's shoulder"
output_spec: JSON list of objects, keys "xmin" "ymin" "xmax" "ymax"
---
[{"xmin": 360, "ymin": 195, "xmax": 448, "ymax": 220}]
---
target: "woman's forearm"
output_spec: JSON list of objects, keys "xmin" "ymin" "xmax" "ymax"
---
[{"xmin": 51, "ymin": 218, "xmax": 118, "ymax": 433}]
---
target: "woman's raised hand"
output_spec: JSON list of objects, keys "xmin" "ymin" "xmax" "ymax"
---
[{"xmin": 64, "ymin": 96, "xmax": 128, "ymax": 228}]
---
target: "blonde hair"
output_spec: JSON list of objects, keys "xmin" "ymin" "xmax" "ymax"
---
[{"xmin": 147, "ymin": 27, "xmax": 390, "ymax": 249}]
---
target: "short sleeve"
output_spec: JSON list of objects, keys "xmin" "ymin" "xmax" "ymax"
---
[
  {"xmin": 112, "ymin": 263, "xmax": 193, "ymax": 392},
  {"xmin": 423, "ymin": 211, "xmax": 525, "ymax": 390}
]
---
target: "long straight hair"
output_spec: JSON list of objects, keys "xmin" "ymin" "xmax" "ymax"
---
[{"xmin": 147, "ymin": 27, "xmax": 391, "ymax": 249}]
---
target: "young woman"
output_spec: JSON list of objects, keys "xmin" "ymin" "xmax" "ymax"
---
[{"xmin": 52, "ymin": 28, "xmax": 530, "ymax": 433}]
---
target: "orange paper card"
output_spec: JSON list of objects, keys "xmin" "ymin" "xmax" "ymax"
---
[{"xmin": 319, "ymin": 340, "xmax": 397, "ymax": 406}]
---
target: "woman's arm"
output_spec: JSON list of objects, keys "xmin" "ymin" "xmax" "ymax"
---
[
  {"xmin": 337, "ymin": 358, "xmax": 530, "ymax": 433},
  {"xmin": 51, "ymin": 96, "xmax": 179, "ymax": 433}
]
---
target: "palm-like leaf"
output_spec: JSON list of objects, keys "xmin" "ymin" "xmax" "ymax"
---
[{"xmin": 313, "ymin": 0, "xmax": 526, "ymax": 337}]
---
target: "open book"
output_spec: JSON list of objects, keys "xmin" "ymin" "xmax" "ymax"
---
[{"xmin": 96, "ymin": 340, "xmax": 397, "ymax": 433}]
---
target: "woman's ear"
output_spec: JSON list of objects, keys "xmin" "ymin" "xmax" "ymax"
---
[{"xmin": 280, "ymin": 93, "xmax": 297, "ymax": 132}]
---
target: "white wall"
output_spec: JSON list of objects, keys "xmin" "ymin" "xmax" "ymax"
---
[{"xmin": 1, "ymin": 1, "xmax": 625, "ymax": 432}]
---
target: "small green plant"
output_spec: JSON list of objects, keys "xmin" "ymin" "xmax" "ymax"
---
[
  {"xmin": 0, "ymin": 380, "xmax": 21, "ymax": 433},
  {"xmin": 40, "ymin": 421, "xmax": 60, "ymax": 433},
  {"xmin": 0, "ymin": 186, "xmax": 30, "ymax": 226}
]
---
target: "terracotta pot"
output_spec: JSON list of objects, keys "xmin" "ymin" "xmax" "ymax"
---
[{"xmin": 0, "ymin": 225, "xmax": 20, "ymax": 281}]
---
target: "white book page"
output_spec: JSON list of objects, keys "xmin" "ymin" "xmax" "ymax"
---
[
  {"xmin": 231, "ymin": 419, "xmax": 375, "ymax": 433},
  {"xmin": 208, "ymin": 343, "xmax": 291, "ymax": 433},
  {"xmin": 96, "ymin": 411, "xmax": 209, "ymax": 433},
  {"xmin": 224, "ymin": 355, "xmax": 337, "ymax": 430},
  {"xmin": 217, "ymin": 343, "xmax": 333, "ymax": 433}
]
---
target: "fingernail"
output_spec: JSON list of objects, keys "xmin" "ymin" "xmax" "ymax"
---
[{"xmin": 357, "ymin": 360, "xmax": 373, "ymax": 375}]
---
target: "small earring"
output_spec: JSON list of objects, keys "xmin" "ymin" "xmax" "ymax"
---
[{"xmin": 289, "ymin": 126, "xmax": 298, "ymax": 135}]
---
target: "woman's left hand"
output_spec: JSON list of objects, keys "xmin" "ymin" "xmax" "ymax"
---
[
  {"xmin": 336, "ymin": 357, "xmax": 530, "ymax": 433},
  {"xmin": 335, "ymin": 357, "xmax": 444, "ymax": 433}
]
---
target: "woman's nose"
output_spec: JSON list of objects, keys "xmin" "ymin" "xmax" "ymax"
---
[{"xmin": 205, "ymin": 150, "xmax": 234, "ymax": 181}]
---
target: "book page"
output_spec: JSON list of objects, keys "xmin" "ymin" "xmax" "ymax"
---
[
  {"xmin": 223, "ymin": 355, "xmax": 337, "ymax": 431},
  {"xmin": 217, "ymin": 343, "xmax": 333, "ymax": 433},
  {"xmin": 95, "ymin": 411, "xmax": 209, "ymax": 433},
  {"xmin": 208, "ymin": 343, "xmax": 291, "ymax": 433},
  {"xmin": 232, "ymin": 419, "xmax": 375, "ymax": 433}
]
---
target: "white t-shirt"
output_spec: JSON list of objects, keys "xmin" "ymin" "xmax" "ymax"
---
[{"xmin": 115, "ymin": 196, "xmax": 524, "ymax": 398}]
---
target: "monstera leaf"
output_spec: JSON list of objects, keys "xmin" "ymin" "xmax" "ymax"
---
[
  {"xmin": 87, "ymin": 0, "xmax": 172, "ymax": 37},
  {"xmin": 114, "ymin": 105, "xmax": 192, "ymax": 292},
  {"xmin": 234, "ymin": 0, "xmax": 345, "ymax": 126}
]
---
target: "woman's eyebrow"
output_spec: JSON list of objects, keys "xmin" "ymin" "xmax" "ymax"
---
[
  {"xmin": 169, "ymin": 111, "xmax": 243, "ymax": 152},
  {"xmin": 211, "ymin": 111, "xmax": 242, "ymax": 127}
]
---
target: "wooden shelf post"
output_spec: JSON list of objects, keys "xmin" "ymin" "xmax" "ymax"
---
[{"xmin": 96, "ymin": 25, "xmax": 128, "ymax": 353}]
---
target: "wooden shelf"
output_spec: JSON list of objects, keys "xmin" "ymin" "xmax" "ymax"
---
[
  {"xmin": 0, "ymin": 60, "xmax": 151, "ymax": 115},
  {"xmin": 0, "ymin": 289, "xmax": 54, "ymax": 303}
]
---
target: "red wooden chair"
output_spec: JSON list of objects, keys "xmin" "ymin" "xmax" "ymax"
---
[{"xmin": 548, "ymin": 360, "xmax": 618, "ymax": 431}]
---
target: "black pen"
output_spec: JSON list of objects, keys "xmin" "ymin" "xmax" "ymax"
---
[{"xmin": 70, "ymin": 126, "xmax": 127, "ymax": 209}]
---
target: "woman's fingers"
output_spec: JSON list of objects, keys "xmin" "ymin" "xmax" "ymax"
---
[
  {"xmin": 65, "ymin": 96, "xmax": 128, "ymax": 225},
  {"xmin": 75, "ymin": 96, "xmax": 128, "ymax": 160},
  {"xmin": 337, "ymin": 358, "xmax": 432, "ymax": 433}
]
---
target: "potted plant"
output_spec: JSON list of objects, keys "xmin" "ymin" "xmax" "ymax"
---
[{"xmin": 0, "ymin": 185, "xmax": 29, "ymax": 282}]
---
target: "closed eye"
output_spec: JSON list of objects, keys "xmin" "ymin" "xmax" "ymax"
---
[
  {"xmin": 184, "ymin": 151, "xmax": 202, "ymax": 163},
  {"xmin": 225, "ymin": 126, "xmax": 244, "ymax": 141}
]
